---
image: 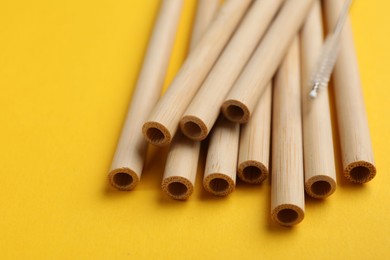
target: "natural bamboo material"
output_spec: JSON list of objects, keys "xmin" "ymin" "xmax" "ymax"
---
[
  {"xmin": 221, "ymin": 0, "xmax": 314, "ymax": 124},
  {"xmin": 161, "ymin": 132, "xmax": 201, "ymax": 199},
  {"xmin": 301, "ymin": 0, "xmax": 336, "ymax": 198},
  {"xmin": 142, "ymin": 0, "xmax": 253, "ymax": 146},
  {"xmin": 203, "ymin": 117, "xmax": 239, "ymax": 196},
  {"xmin": 107, "ymin": 0, "xmax": 183, "ymax": 191},
  {"xmin": 180, "ymin": 0, "xmax": 284, "ymax": 141},
  {"xmin": 162, "ymin": 0, "xmax": 219, "ymax": 200},
  {"xmin": 237, "ymin": 83, "xmax": 272, "ymax": 184},
  {"xmin": 271, "ymin": 37, "xmax": 305, "ymax": 226},
  {"xmin": 189, "ymin": 0, "xmax": 220, "ymax": 50},
  {"xmin": 323, "ymin": 0, "xmax": 376, "ymax": 183}
]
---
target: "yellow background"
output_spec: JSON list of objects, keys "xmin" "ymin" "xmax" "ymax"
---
[{"xmin": 1, "ymin": 0, "xmax": 389, "ymax": 259}]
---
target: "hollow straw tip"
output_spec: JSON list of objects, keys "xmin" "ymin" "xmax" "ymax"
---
[
  {"xmin": 142, "ymin": 121, "xmax": 172, "ymax": 146},
  {"xmin": 304, "ymin": 175, "xmax": 336, "ymax": 199},
  {"xmin": 271, "ymin": 204, "xmax": 305, "ymax": 226},
  {"xmin": 180, "ymin": 115, "xmax": 209, "ymax": 141},
  {"xmin": 221, "ymin": 99, "xmax": 251, "ymax": 124},
  {"xmin": 162, "ymin": 176, "xmax": 194, "ymax": 200},
  {"xmin": 108, "ymin": 167, "xmax": 140, "ymax": 191},
  {"xmin": 344, "ymin": 161, "xmax": 376, "ymax": 184},
  {"xmin": 237, "ymin": 160, "xmax": 269, "ymax": 184},
  {"xmin": 203, "ymin": 173, "xmax": 235, "ymax": 196}
]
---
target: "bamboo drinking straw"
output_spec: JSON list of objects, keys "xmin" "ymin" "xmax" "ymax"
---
[
  {"xmin": 162, "ymin": 132, "xmax": 201, "ymax": 199},
  {"xmin": 237, "ymin": 83, "xmax": 272, "ymax": 184},
  {"xmin": 221, "ymin": 0, "xmax": 314, "ymax": 124},
  {"xmin": 180, "ymin": 0, "xmax": 284, "ymax": 141},
  {"xmin": 162, "ymin": 0, "xmax": 220, "ymax": 200},
  {"xmin": 203, "ymin": 117, "xmax": 239, "ymax": 196},
  {"xmin": 271, "ymin": 37, "xmax": 305, "ymax": 226},
  {"xmin": 107, "ymin": 0, "xmax": 183, "ymax": 191},
  {"xmin": 323, "ymin": 0, "xmax": 376, "ymax": 183},
  {"xmin": 142, "ymin": 0, "xmax": 253, "ymax": 146},
  {"xmin": 300, "ymin": 0, "xmax": 336, "ymax": 199},
  {"xmin": 189, "ymin": 0, "xmax": 220, "ymax": 50}
]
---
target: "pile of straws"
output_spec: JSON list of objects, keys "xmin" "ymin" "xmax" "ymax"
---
[{"xmin": 107, "ymin": 0, "xmax": 376, "ymax": 226}]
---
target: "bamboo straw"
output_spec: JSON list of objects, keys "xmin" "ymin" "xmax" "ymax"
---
[
  {"xmin": 301, "ymin": 0, "xmax": 336, "ymax": 198},
  {"xmin": 323, "ymin": 0, "xmax": 376, "ymax": 183},
  {"xmin": 271, "ymin": 37, "xmax": 305, "ymax": 226},
  {"xmin": 203, "ymin": 117, "xmax": 239, "ymax": 196},
  {"xmin": 189, "ymin": 0, "xmax": 220, "ymax": 50},
  {"xmin": 161, "ymin": 132, "xmax": 201, "ymax": 199},
  {"xmin": 221, "ymin": 0, "xmax": 314, "ymax": 124},
  {"xmin": 107, "ymin": 0, "xmax": 183, "ymax": 191},
  {"xmin": 237, "ymin": 83, "xmax": 272, "ymax": 184},
  {"xmin": 162, "ymin": 0, "xmax": 220, "ymax": 200},
  {"xmin": 142, "ymin": 0, "xmax": 253, "ymax": 146},
  {"xmin": 180, "ymin": 0, "xmax": 284, "ymax": 141}
]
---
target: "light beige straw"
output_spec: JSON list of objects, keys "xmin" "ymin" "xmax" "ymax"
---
[
  {"xmin": 203, "ymin": 117, "xmax": 239, "ymax": 196},
  {"xmin": 189, "ymin": 0, "xmax": 220, "ymax": 50},
  {"xmin": 323, "ymin": 0, "xmax": 376, "ymax": 183},
  {"xmin": 161, "ymin": 132, "xmax": 201, "ymax": 200},
  {"xmin": 221, "ymin": 0, "xmax": 314, "ymax": 124},
  {"xmin": 271, "ymin": 37, "xmax": 305, "ymax": 226},
  {"xmin": 180, "ymin": 0, "xmax": 284, "ymax": 141},
  {"xmin": 301, "ymin": 0, "xmax": 336, "ymax": 198},
  {"xmin": 237, "ymin": 83, "xmax": 272, "ymax": 184},
  {"xmin": 162, "ymin": 0, "xmax": 220, "ymax": 200},
  {"xmin": 108, "ymin": 0, "xmax": 183, "ymax": 191},
  {"xmin": 142, "ymin": 0, "xmax": 253, "ymax": 146}
]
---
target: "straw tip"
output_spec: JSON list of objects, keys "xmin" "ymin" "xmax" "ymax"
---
[
  {"xmin": 203, "ymin": 174, "xmax": 235, "ymax": 196},
  {"xmin": 221, "ymin": 99, "xmax": 250, "ymax": 123},
  {"xmin": 108, "ymin": 168, "xmax": 139, "ymax": 191},
  {"xmin": 180, "ymin": 115, "xmax": 209, "ymax": 141},
  {"xmin": 142, "ymin": 121, "xmax": 172, "ymax": 146},
  {"xmin": 271, "ymin": 204, "xmax": 305, "ymax": 226},
  {"xmin": 162, "ymin": 176, "xmax": 194, "ymax": 200},
  {"xmin": 305, "ymin": 175, "xmax": 337, "ymax": 199},
  {"xmin": 345, "ymin": 161, "xmax": 376, "ymax": 184},
  {"xmin": 237, "ymin": 161, "xmax": 268, "ymax": 184}
]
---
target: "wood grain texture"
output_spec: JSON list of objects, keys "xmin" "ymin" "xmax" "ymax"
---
[
  {"xmin": 161, "ymin": 132, "xmax": 201, "ymax": 200},
  {"xmin": 189, "ymin": 0, "xmax": 220, "ymax": 50},
  {"xmin": 271, "ymin": 37, "xmax": 305, "ymax": 226},
  {"xmin": 323, "ymin": 0, "xmax": 376, "ymax": 183},
  {"xmin": 221, "ymin": 0, "xmax": 314, "ymax": 124},
  {"xmin": 237, "ymin": 83, "xmax": 272, "ymax": 184},
  {"xmin": 203, "ymin": 117, "xmax": 239, "ymax": 196},
  {"xmin": 108, "ymin": 0, "xmax": 183, "ymax": 190},
  {"xmin": 180, "ymin": 0, "xmax": 284, "ymax": 141},
  {"xmin": 142, "ymin": 0, "xmax": 253, "ymax": 146},
  {"xmin": 162, "ymin": 0, "xmax": 219, "ymax": 200},
  {"xmin": 301, "ymin": 0, "xmax": 336, "ymax": 198}
]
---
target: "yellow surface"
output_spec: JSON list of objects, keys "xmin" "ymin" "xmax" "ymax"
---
[{"xmin": 1, "ymin": 0, "xmax": 389, "ymax": 259}]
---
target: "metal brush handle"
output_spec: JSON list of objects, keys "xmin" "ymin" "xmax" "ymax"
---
[{"xmin": 309, "ymin": 0, "xmax": 353, "ymax": 98}]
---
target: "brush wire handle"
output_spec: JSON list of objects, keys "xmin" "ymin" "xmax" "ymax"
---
[
  {"xmin": 309, "ymin": 0, "xmax": 352, "ymax": 98},
  {"xmin": 310, "ymin": 34, "xmax": 341, "ymax": 98}
]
